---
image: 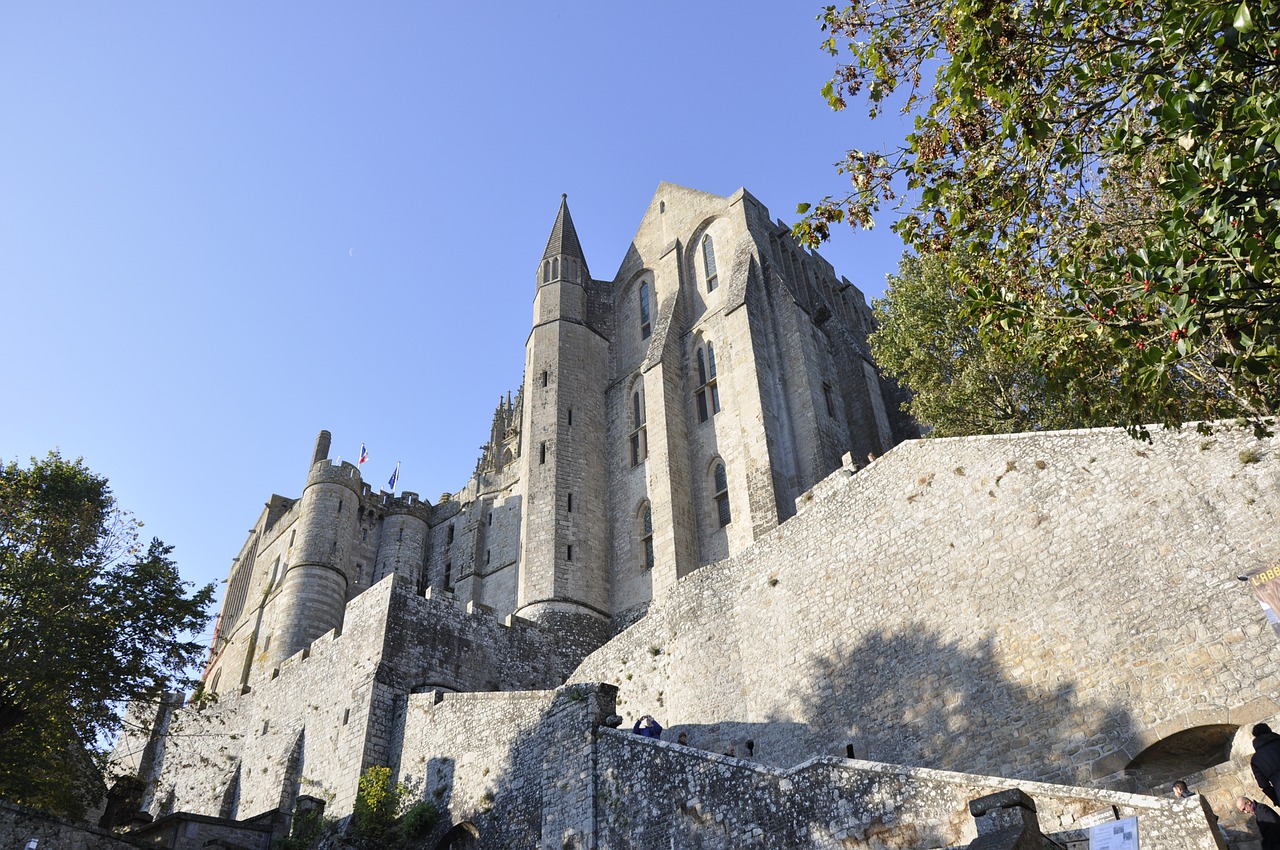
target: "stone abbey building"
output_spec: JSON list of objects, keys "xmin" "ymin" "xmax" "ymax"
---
[
  {"xmin": 99, "ymin": 185, "xmax": 1280, "ymax": 850},
  {"xmin": 198, "ymin": 183, "xmax": 915, "ymax": 701}
]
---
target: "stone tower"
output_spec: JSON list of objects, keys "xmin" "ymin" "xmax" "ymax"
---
[
  {"xmin": 266, "ymin": 431, "xmax": 361, "ymax": 667},
  {"xmin": 515, "ymin": 196, "xmax": 611, "ymax": 650}
]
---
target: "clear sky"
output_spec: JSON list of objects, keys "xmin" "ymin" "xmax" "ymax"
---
[{"xmin": 0, "ymin": 2, "xmax": 912, "ymax": 630}]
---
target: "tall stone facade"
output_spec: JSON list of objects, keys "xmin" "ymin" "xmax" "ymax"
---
[
  {"xmin": 106, "ymin": 184, "xmax": 1280, "ymax": 850},
  {"xmin": 196, "ymin": 183, "xmax": 913, "ymax": 706}
]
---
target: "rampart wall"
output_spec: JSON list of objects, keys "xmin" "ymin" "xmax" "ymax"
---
[
  {"xmin": 571, "ymin": 425, "xmax": 1280, "ymax": 788},
  {"xmin": 593, "ymin": 732, "xmax": 1222, "ymax": 850}
]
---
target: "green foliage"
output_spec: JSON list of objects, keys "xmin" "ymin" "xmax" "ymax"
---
[
  {"xmin": 0, "ymin": 452, "xmax": 214, "ymax": 818},
  {"xmin": 800, "ymin": 0, "xmax": 1280, "ymax": 430},
  {"xmin": 352, "ymin": 766, "xmax": 403, "ymax": 838},
  {"xmin": 400, "ymin": 800, "xmax": 439, "ymax": 839},
  {"xmin": 871, "ymin": 252, "xmax": 1132, "ymax": 434},
  {"xmin": 278, "ymin": 810, "xmax": 333, "ymax": 850}
]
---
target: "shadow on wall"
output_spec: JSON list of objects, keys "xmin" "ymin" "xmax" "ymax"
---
[{"xmin": 794, "ymin": 625, "xmax": 1138, "ymax": 787}]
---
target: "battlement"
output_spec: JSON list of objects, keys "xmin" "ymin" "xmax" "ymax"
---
[{"xmin": 305, "ymin": 458, "xmax": 365, "ymax": 493}]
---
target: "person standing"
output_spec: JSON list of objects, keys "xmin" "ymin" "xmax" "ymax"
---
[
  {"xmin": 1253, "ymin": 724, "xmax": 1280, "ymax": 804},
  {"xmin": 632, "ymin": 714, "xmax": 663, "ymax": 740},
  {"xmin": 1237, "ymin": 797, "xmax": 1280, "ymax": 850}
]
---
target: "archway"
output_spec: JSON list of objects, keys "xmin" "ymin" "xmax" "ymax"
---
[
  {"xmin": 433, "ymin": 822, "xmax": 479, "ymax": 849},
  {"xmin": 1125, "ymin": 724, "xmax": 1238, "ymax": 786}
]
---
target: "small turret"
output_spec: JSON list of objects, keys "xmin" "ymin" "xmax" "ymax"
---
[{"xmin": 312, "ymin": 430, "xmax": 332, "ymax": 466}]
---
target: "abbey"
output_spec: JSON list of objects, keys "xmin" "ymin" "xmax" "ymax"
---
[
  {"xmin": 199, "ymin": 183, "xmax": 914, "ymax": 700},
  {"xmin": 99, "ymin": 184, "xmax": 1279, "ymax": 850}
]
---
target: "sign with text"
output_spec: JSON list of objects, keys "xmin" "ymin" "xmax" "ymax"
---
[
  {"xmin": 1090, "ymin": 816, "xmax": 1139, "ymax": 850},
  {"xmin": 1245, "ymin": 559, "xmax": 1280, "ymax": 639}
]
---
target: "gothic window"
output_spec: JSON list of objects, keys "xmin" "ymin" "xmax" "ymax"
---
[
  {"xmin": 543, "ymin": 260, "xmax": 551, "ymax": 282},
  {"xmin": 713, "ymin": 462, "xmax": 731, "ymax": 527},
  {"xmin": 640, "ymin": 503, "xmax": 654, "ymax": 570},
  {"xmin": 289, "ymin": 529, "xmax": 295, "ymax": 548},
  {"xmin": 823, "ymin": 383, "xmax": 836, "ymax": 417},
  {"xmin": 630, "ymin": 387, "xmax": 647, "ymax": 467},
  {"xmin": 702, "ymin": 235, "xmax": 718, "ymax": 292},
  {"xmin": 210, "ymin": 668, "xmax": 222, "ymax": 695},
  {"xmin": 695, "ymin": 341, "xmax": 721, "ymax": 423},
  {"xmin": 639, "ymin": 281, "xmax": 652, "ymax": 339},
  {"xmin": 552, "ymin": 257, "xmax": 559, "ymax": 279}
]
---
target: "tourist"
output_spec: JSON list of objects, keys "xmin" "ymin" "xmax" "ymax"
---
[
  {"xmin": 1172, "ymin": 780, "xmax": 1194, "ymax": 799},
  {"xmin": 632, "ymin": 714, "xmax": 663, "ymax": 739},
  {"xmin": 1253, "ymin": 723, "xmax": 1280, "ymax": 804},
  {"xmin": 676, "ymin": 732, "xmax": 688, "ymax": 746},
  {"xmin": 1238, "ymin": 796, "xmax": 1280, "ymax": 850}
]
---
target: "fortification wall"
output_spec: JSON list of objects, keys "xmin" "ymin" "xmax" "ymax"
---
[
  {"xmin": 144, "ymin": 576, "xmax": 401, "ymax": 819},
  {"xmin": 571, "ymin": 425, "xmax": 1280, "ymax": 787},
  {"xmin": 593, "ymin": 732, "xmax": 1221, "ymax": 850}
]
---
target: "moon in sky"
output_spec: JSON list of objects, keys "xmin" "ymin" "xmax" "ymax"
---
[{"xmin": 348, "ymin": 247, "xmax": 355, "ymax": 258}]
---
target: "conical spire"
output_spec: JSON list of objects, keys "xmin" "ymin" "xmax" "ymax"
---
[{"xmin": 541, "ymin": 194, "xmax": 586, "ymax": 266}]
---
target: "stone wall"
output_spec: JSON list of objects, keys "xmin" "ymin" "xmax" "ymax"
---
[
  {"xmin": 593, "ymin": 731, "xmax": 1222, "ymax": 850},
  {"xmin": 140, "ymin": 574, "xmax": 576, "ymax": 821},
  {"xmin": 571, "ymin": 424, "xmax": 1280, "ymax": 788},
  {"xmin": 0, "ymin": 803, "xmax": 138, "ymax": 850}
]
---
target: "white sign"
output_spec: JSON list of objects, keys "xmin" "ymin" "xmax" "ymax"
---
[{"xmin": 1090, "ymin": 816, "xmax": 1139, "ymax": 850}]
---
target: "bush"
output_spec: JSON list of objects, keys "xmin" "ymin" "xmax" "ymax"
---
[{"xmin": 352, "ymin": 766, "xmax": 403, "ymax": 838}]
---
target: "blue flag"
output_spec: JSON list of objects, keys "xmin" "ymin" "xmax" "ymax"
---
[{"xmin": 388, "ymin": 462, "xmax": 399, "ymax": 492}]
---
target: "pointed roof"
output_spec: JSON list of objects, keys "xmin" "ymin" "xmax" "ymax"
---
[{"xmin": 541, "ymin": 194, "xmax": 586, "ymax": 264}]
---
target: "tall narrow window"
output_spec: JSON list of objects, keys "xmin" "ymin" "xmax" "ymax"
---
[
  {"xmin": 702, "ymin": 235, "xmax": 718, "ymax": 292},
  {"xmin": 639, "ymin": 282, "xmax": 652, "ymax": 339},
  {"xmin": 567, "ymin": 408, "xmax": 573, "ymax": 426},
  {"xmin": 540, "ymin": 442, "xmax": 547, "ymax": 464},
  {"xmin": 567, "ymin": 493, "xmax": 574, "ymax": 513},
  {"xmin": 823, "ymin": 383, "xmax": 836, "ymax": 417},
  {"xmin": 356, "ymin": 563, "xmax": 363, "ymax": 584},
  {"xmin": 566, "ymin": 544, "xmax": 574, "ymax": 562},
  {"xmin": 696, "ymin": 342, "xmax": 721, "ymax": 422},
  {"xmin": 541, "ymin": 370, "xmax": 548, "ymax": 388},
  {"xmin": 641, "ymin": 504, "xmax": 654, "ymax": 570},
  {"xmin": 543, "ymin": 260, "xmax": 551, "ymax": 282},
  {"xmin": 447, "ymin": 524, "xmax": 455, "ymax": 545},
  {"xmin": 552, "ymin": 257, "xmax": 559, "ymax": 278},
  {"xmin": 444, "ymin": 561, "xmax": 452, "ymax": 591},
  {"xmin": 630, "ymin": 388, "xmax": 647, "ymax": 467},
  {"xmin": 713, "ymin": 462, "xmax": 732, "ymax": 527}
]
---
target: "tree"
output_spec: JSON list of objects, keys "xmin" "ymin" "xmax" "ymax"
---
[
  {"xmin": 796, "ymin": 0, "xmax": 1280, "ymax": 431},
  {"xmin": 0, "ymin": 452, "xmax": 213, "ymax": 818},
  {"xmin": 872, "ymin": 252, "xmax": 1131, "ymax": 434}
]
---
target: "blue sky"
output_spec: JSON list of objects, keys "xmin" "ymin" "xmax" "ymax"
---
[{"xmin": 0, "ymin": 2, "xmax": 912, "ymax": 628}]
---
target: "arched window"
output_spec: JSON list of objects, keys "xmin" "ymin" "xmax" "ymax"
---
[
  {"xmin": 639, "ymin": 282, "xmax": 652, "ymax": 339},
  {"xmin": 630, "ymin": 387, "xmax": 647, "ymax": 467},
  {"xmin": 702, "ymin": 235, "xmax": 718, "ymax": 292},
  {"xmin": 713, "ymin": 462, "xmax": 731, "ymax": 527},
  {"xmin": 552, "ymin": 257, "xmax": 559, "ymax": 279},
  {"xmin": 209, "ymin": 668, "xmax": 222, "ymax": 695},
  {"xmin": 543, "ymin": 260, "xmax": 551, "ymax": 283},
  {"xmin": 640, "ymin": 503, "xmax": 654, "ymax": 570},
  {"xmin": 695, "ymin": 341, "xmax": 721, "ymax": 423}
]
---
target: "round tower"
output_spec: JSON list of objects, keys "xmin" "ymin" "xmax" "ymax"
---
[
  {"xmin": 374, "ymin": 495, "xmax": 431, "ymax": 586},
  {"xmin": 267, "ymin": 431, "xmax": 362, "ymax": 666},
  {"xmin": 514, "ymin": 196, "xmax": 612, "ymax": 652}
]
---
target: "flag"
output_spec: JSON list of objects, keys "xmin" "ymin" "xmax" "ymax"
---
[
  {"xmin": 388, "ymin": 462, "xmax": 399, "ymax": 492},
  {"xmin": 358, "ymin": 443, "xmax": 369, "ymax": 466}
]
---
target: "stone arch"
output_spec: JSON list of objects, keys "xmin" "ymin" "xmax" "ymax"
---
[
  {"xmin": 433, "ymin": 822, "xmax": 479, "ymax": 849},
  {"xmin": 1123, "ymin": 723, "xmax": 1238, "ymax": 786}
]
